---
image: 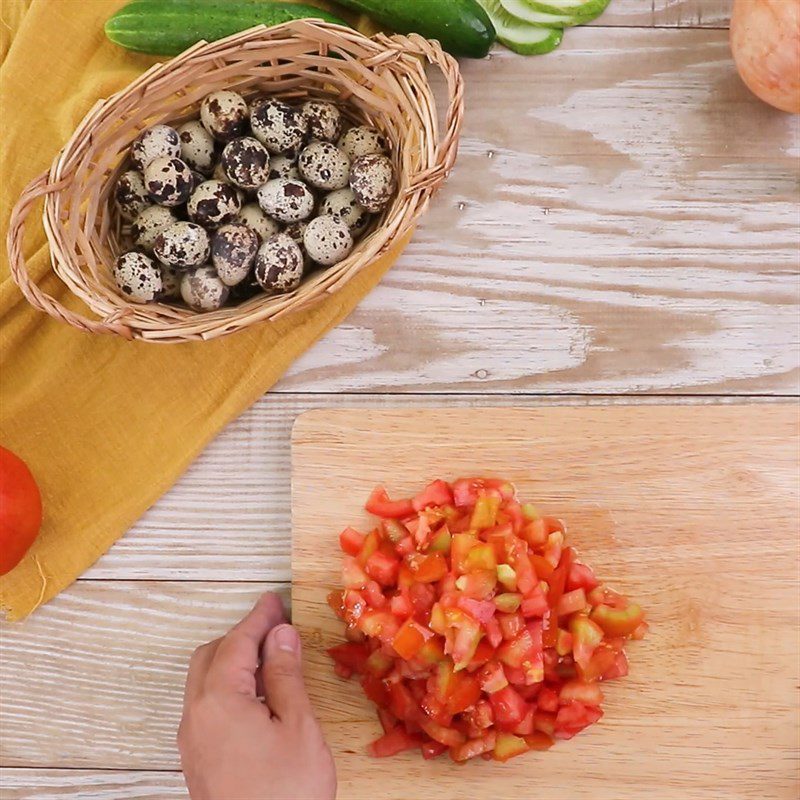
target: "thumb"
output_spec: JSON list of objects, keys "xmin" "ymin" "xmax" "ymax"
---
[{"xmin": 261, "ymin": 624, "xmax": 313, "ymax": 721}]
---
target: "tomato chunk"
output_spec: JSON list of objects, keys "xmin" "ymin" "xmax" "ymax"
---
[
  {"xmin": 413, "ymin": 479, "xmax": 454, "ymax": 511},
  {"xmin": 365, "ymin": 486, "xmax": 415, "ymax": 519},
  {"xmin": 368, "ymin": 725, "xmax": 419, "ymax": 757}
]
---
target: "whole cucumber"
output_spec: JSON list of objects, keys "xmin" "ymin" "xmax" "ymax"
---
[
  {"xmin": 334, "ymin": 0, "xmax": 496, "ymax": 58},
  {"xmin": 105, "ymin": 0, "xmax": 349, "ymax": 56}
]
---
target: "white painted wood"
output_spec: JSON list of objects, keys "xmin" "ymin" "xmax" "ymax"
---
[
  {"xmin": 594, "ymin": 0, "xmax": 732, "ymax": 28},
  {"xmin": 0, "ymin": 583, "xmax": 288, "ymax": 770},
  {"xmin": 0, "ymin": 770, "xmax": 187, "ymax": 799}
]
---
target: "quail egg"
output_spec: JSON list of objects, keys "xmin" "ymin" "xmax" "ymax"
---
[
  {"xmin": 256, "ymin": 178, "xmax": 314, "ymax": 223},
  {"xmin": 187, "ymin": 180, "xmax": 242, "ymax": 229},
  {"xmin": 177, "ymin": 120, "xmax": 216, "ymax": 174},
  {"xmin": 254, "ymin": 233, "xmax": 304, "ymax": 294},
  {"xmin": 303, "ymin": 215, "xmax": 353, "ymax": 266},
  {"xmin": 282, "ymin": 220, "xmax": 308, "ymax": 247},
  {"xmin": 234, "ymin": 203, "xmax": 281, "ymax": 241},
  {"xmin": 180, "ymin": 265, "xmax": 230, "ymax": 311},
  {"xmin": 114, "ymin": 170, "xmax": 151, "ymax": 221},
  {"xmin": 130, "ymin": 124, "xmax": 181, "ymax": 171},
  {"xmin": 113, "ymin": 251, "xmax": 163, "ymax": 302},
  {"xmin": 211, "ymin": 222, "xmax": 260, "ymax": 286},
  {"xmin": 200, "ymin": 90, "xmax": 250, "ymax": 141},
  {"xmin": 349, "ymin": 154, "xmax": 396, "ymax": 213},
  {"xmin": 250, "ymin": 98, "xmax": 308, "ymax": 155},
  {"xmin": 158, "ymin": 267, "xmax": 183, "ymax": 300},
  {"xmin": 302, "ymin": 100, "xmax": 344, "ymax": 143},
  {"xmin": 319, "ymin": 188, "xmax": 370, "ymax": 234},
  {"xmin": 267, "ymin": 154, "xmax": 300, "ymax": 181},
  {"xmin": 153, "ymin": 221, "xmax": 211, "ymax": 270},
  {"xmin": 298, "ymin": 141, "xmax": 350, "ymax": 191},
  {"xmin": 337, "ymin": 125, "xmax": 388, "ymax": 161},
  {"xmin": 131, "ymin": 205, "xmax": 178, "ymax": 253},
  {"xmin": 221, "ymin": 137, "xmax": 270, "ymax": 190},
  {"xmin": 144, "ymin": 156, "xmax": 194, "ymax": 207}
]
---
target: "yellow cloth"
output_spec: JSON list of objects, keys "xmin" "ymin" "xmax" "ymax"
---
[{"xmin": 0, "ymin": 0, "xmax": 409, "ymax": 620}]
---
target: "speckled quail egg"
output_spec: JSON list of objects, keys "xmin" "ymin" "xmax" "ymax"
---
[
  {"xmin": 250, "ymin": 99, "xmax": 308, "ymax": 155},
  {"xmin": 177, "ymin": 120, "xmax": 216, "ymax": 174},
  {"xmin": 158, "ymin": 267, "xmax": 182, "ymax": 300},
  {"xmin": 187, "ymin": 180, "xmax": 242, "ymax": 229},
  {"xmin": 113, "ymin": 251, "xmax": 163, "ymax": 302},
  {"xmin": 254, "ymin": 233, "xmax": 304, "ymax": 294},
  {"xmin": 267, "ymin": 154, "xmax": 300, "ymax": 181},
  {"xmin": 200, "ymin": 90, "xmax": 250, "ymax": 142},
  {"xmin": 349, "ymin": 154, "xmax": 396, "ymax": 213},
  {"xmin": 282, "ymin": 220, "xmax": 308, "ymax": 247},
  {"xmin": 211, "ymin": 222, "xmax": 259, "ymax": 286},
  {"xmin": 337, "ymin": 125, "xmax": 387, "ymax": 161},
  {"xmin": 234, "ymin": 203, "xmax": 281, "ymax": 241},
  {"xmin": 319, "ymin": 188, "xmax": 371, "ymax": 235},
  {"xmin": 257, "ymin": 178, "xmax": 314, "ymax": 223},
  {"xmin": 130, "ymin": 124, "xmax": 181, "ymax": 171},
  {"xmin": 180, "ymin": 265, "xmax": 230, "ymax": 311},
  {"xmin": 221, "ymin": 137, "xmax": 270, "ymax": 190},
  {"xmin": 144, "ymin": 156, "xmax": 194, "ymax": 207},
  {"xmin": 298, "ymin": 141, "xmax": 350, "ymax": 191},
  {"xmin": 131, "ymin": 205, "xmax": 178, "ymax": 252},
  {"xmin": 153, "ymin": 221, "xmax": 211, "ymax": 270},
  {"xmin": 303, "ymin": 215, "xmax": 353, "ymax": 266},
  {"xmin": 302, "ymin": 100, "xmax": 344, "ymax": 143},
  {"xmin": 114, "ymin": 170, "xmax": 151, "ymax": 221}
]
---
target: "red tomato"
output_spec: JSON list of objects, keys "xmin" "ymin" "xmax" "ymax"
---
[
  {"xmin": 330, "ymin": 478, "xmax": 646, "ymax": 762},
  {"xmin": 0, "ymin": 446, "xmax": 43, "ymax": 576}
]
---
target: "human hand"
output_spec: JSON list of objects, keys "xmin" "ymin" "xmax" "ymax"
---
[{"xmin": 178, "ymin": 592, "xmax": 336, "ymax": 800}]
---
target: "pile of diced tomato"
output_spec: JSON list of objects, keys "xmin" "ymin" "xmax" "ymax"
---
[{"xmin": 327, "ymin": 478, "xmax": 647, "ymax": 763}]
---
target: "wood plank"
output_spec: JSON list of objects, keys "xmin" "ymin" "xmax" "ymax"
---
[
  {"xmin": 593, "ymin": 1, "xmax": 732, "ymax": 28},
  {"xmin": 81, "ymin": 395, "xmax": 791, "ymax": 581},
  {"xmin": 276, "ymin": 32, "xmax": 800, "ymax": 396},
  {"xmin": 0, "ymin": 582, "xmax": 288, "ymax": 769},
  {"xmin": 292, "ymin": 406, "xmax": 799, "ymax": 800},
  {"xmin": 0, "ymin": 770, "xmax": 187, "ymax": 799}
]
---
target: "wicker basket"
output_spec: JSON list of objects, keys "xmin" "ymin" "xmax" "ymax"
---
[{"xmin": 6, "ymin": 20, "xmax": 463, "ymax": 342}]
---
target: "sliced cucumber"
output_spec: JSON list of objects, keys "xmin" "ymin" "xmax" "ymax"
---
[
  {"xmin": 519, "ymin": 0, "xmax": 610, "ymax": 23},
  {"xmin": 498, "ymin": 0, "xmax": 575, "ymax": 26},
  {"xmin": 476, "ymin": 0, "xmax": 563, "ymax": 54}
]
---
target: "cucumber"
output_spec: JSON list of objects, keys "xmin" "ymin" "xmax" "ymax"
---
[
  {"xmin": 498, "ymin": 0, "xmax": 576, "ymax": 27},
  {"xmin": 520, "ymin": 0, "xmax": 610, "ymax": 21},
  {"xmin": 476, "ymin": 0, "xmax": 562, "ymax": 55},
  {"xmin": 333, "ymin": 0, "xmax": 496, "ymax": 59},
  {"xmin": 105, "ymin": 0, "xmax": 349, "ymax": 56}
]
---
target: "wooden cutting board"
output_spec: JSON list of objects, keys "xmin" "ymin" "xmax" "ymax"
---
[{"xmin": 291, "ymin": 406, "xmax": 799, "ymax": 800}]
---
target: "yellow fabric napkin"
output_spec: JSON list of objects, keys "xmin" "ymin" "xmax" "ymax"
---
[{"xmin": 0, "ymin": 0, "xmax": 410, "ymax": 620}]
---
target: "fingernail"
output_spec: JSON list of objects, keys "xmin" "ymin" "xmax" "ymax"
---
[{"xmin": 271, "ymin": 624, "xmax": 300, "ymax": 654}]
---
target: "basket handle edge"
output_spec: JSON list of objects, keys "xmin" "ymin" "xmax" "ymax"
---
[
  {"xmin": 382, "ymin": 33, "xmax": 465, "ymax": 197},
  {"xmin": 6, "ymin": 171, "xmax": 134, "ymax": 339}
]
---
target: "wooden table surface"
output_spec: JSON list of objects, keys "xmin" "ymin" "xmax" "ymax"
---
[{"xmin": 2, "ymin": 2, "xmax": 799, "ymax": 797}]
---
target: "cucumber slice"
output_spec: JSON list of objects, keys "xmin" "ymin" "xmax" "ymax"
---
[
  {"xmin": 498, "ymin": 0, "xmax": 575, "ymax": 27},
  {"xmin": 476, "ymin": 0, "xmax": 563, "ymax": 54},
  {"xmin": 518, "ymin": 0, "xmax": 610, "ymax": 23}
]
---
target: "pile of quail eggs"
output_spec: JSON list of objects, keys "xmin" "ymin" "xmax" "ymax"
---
[{"xmin": 113, "ymin": 90, "xmax": 396, "ymax": 312}]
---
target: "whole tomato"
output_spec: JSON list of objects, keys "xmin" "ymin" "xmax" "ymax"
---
[{"xmin": 0, "ymin": 446, "xmax": 43, "ymax": 576}]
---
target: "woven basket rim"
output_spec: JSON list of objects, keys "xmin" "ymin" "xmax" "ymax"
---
[{"xmin": 7, "ymin": 19, "xmax": 464, "ymax": 342}]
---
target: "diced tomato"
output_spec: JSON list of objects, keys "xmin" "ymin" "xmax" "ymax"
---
[
  {"xmin": 389, "ymin": 593, "xmax": 413, "ymax": 619},
  {"xmin": 449, "ymin": 731, "xmax": 496, "ymax": 762},
  {"xmin": 536, "ymin": 685, "xmax": 559, "ymax": 713},
  {"xmin": 603, "ymin": 650, "xmax": 629, "ymax": 681},
  {"xmin": 368, "ymin": 725, "xmax": 419, "ymax": 757},
  {"xmin": 521, "ymin": 585, "xmax": 549, "ymax": 618},
  {"xmin": 359, "ymin": 610, "xmax": 400, "ymax": 644},
  {"xmin": 484, "ymin": 616, "xmax": 503, "ymax": 649},
  {"xmin": 570, "ymin": 614, "xmax": 604, "ymax": 670},
  {"xmin": 365, "ymin": 649, "xmax": 394, "ymax": 677},
  {"xmin": 511, "ymin": 706, "xmax": 535, "ymax": 735},
  {"xmin": 522, "ymin": 518, "xmax": 548, "ymax": 548},
  {"xmin": 393, "ymin": 619, "xmax": 433, "ymax": 660},
  {"xmin": 467, "ymin": 639, "xmax": 495, "ymax": 670},
  {"xmin": 479, "ymin": 661, "xmax": 509, "ymax": 694},
  {"xmin": 496, "ymin": 563, "xmax": 518, "ymax": 591},
  {"xmin": 530, "ymin": 555, "xmax": 554, "ymax": 580},
  {"xmin": 327, "ymin": 590, "xmax": 345, "ymax": 619},
  {"xmin": 503, "ymin": 664, "xmax": 527, "ymax": 686},
  {"xmin": 377, "ymin": 707, "xmax": 397, "ymax": 734},
  {"xmin": 457, "ymin": 597, "xmax": 496, "ymax": 625},
  {"xmin": 497, "ymin": 628, "xmax": 535, "ymax": 668},
  {"xmin": 494, "ymin": 593, "xmax": 522, "ymax": 614},
  {"xmin": 543, "ymin": 531, "xmax": 564, "ymax": 569},
  {"xmin": 464, "ymin": 543, "xmax": 497, "ymax": 572},
  {"xmin": 364, "ymin": 580, "xmax": 387, "ymax": 608},
  {"xmin": 471, "ymin": 495, "xmax": 501, "ymax": 529},
  {"xmin": 533, "ymin": 710, "xmax": 556, "ymax": 736},
  {"xmin": 444, "ymin": 672, "xmax": 482, "ymax": 715},
  {"xmin": 342, "ymin": 556, "xmax": 369, "ymax": 589},
  {"xmin": 555, "ymin": 628, "xmax": 573, "ymax": 657},
  {"xmin": 578, "ymin": 643, "xmax": 616, "ymax": 682},
  {"xmin": 524, "ymin": 731, "xmax": 554, "ymax": 750},
  {"xmin": 412, "ymin": 479, "xmax": 454, "ymax": 511},
  {"xmin": 339, "ymin": 527, "xmax": 365, "ymax": 556},
  {"xmin": 334, "ymin": 662, "xmax": 352, "ymax": 679},
  {"xmin": 554, "ymin": 701, "xmax": 603, "ymax": 740},
  {"xmin": 452, "ymin": 478, "xmax": 484, "ymax": 507},
  {"xmin": 388, "ymin": 681, "xmax": 419, "ymax": 722},
  {"xmin": 421, "ymin": 739, "xmax": 448, "ymax": 759},
  {"xmin": 450, "ymin": 533, "xmax": 478, "ymax": 575},
  {"xmin": 420, "ymin": 718, "xmax": 466, "ymax": 747},
  {"xmin": 365, "ymin": 486, "xmax": 415, "ymax": 519},
  {"xmin": 428, "ymin": 526, "xmax": 452, "ymax": 553},
  {"xmin": 493, "ymin": 732, "xmax": 529, "ymax": 762},
  {"xmin": 327, "ymin": 642, "xmax": 370, "ymax": 673},
  {"xmin": 590, "ymin": 603, "xmax": 645, "ymax": 637},
  {"xmin": 631, "ymin": 621, "xmax": 649, "ymax": 640},
  {"xmin": 394, "ymin": 536, "xmax": 415, "ymax": 557},
  {"xmin": 546, "ymin": 546, "xmax": 573, "ymax": 609},
  {"xmin": 566, "ymin": 561, "xmax": 599, "ymax": 592},
  {"xmin": 365, "ymin": 551, "xmax": 400, "ymax": 586},
  {"xmin": 405, "ymin": 552, "xmax": 447, "ymax": 584},
  {"xmin": 489, "ymin": 685, "xmax": 528, "ymax": 730},
  {"xmin": 362, "ymin": 673, "xmax": 389, "ymax": 706},
  {"xmin": 559, "ymin": 679, "xmax": 604, "ymax": 707},
  {"xmin": 587, "ymin": 585, "xmax": 628, "ymax": 608},
  {"xmin": 557, "ymin": 588, "xmax": 587, "ymax": 617},
  {"xmin": 498, "ymin": 611, "xmax": 525, "ymax": 642},
  {"xmin": 455, "ymin": 569, "xmax": 497, "ymax": 600}
]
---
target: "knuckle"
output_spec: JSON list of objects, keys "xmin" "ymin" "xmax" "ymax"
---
[{"xmin": 266, "ymin": 660, "xmax": 301, "ymax": 682}]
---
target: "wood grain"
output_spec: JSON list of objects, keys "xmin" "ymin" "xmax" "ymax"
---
[
  {"xmin": 292, "ymin": 406, "xmax": 799, "ymax": 800},
  {"xmin": 276, "ymin": 31, "xmax": 800, "ymax": 396},
  {"xmin": 0, "ymin": 582, "xmax": 288, "ymax": 769},
  {"xmin": 0, "ymin": 770, "xmax": 187, "ymax": 799},
  {"xmin": 595, "ymin": 1, "xmax": 733, "ymax": 28}
]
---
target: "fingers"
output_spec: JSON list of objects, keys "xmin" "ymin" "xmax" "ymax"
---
[
  {"xmin": 261, "ymin": 623, "xmax": 313, "ymax": 721},
  {"xmin": 183, "ymin": 638, "xmax": 220, "ymax": 708},
  {"xmin": 204, "ymin": 593, "xmax": 287, "ymax": 697}
]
